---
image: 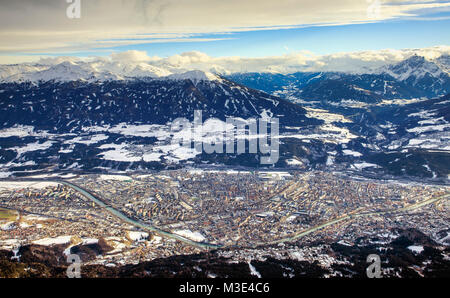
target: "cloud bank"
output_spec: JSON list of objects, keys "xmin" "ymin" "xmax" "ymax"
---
[
  {"xmin": 0, "ymin": 0, "xmax": 449, "ymax": 57},
  {"xmin": 2, "ymin": 46, "xmax": 448, "ymax": 77},
  {"xmin": 115, "ymin": 46, "xmax": 450, "ymax": 74}
]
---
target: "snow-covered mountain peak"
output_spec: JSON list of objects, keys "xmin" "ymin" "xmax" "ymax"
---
[
  {"xmin": 166, "ymin": 70, "xmax": 221, "ymax": 82},
  {"xmin": 1, "ymin": 50, "xmax": 449, "ymax": 84},
  {"xmin": 0, "ymin": 60, "xmax": 221, "ymax": 83},
  {"xmin": 382, "ymin": 54, "xmax": 447, "ymax": 82},
  {"xmin": 434, "ymin": 54, "xmax": 450, "ymax": 74}
]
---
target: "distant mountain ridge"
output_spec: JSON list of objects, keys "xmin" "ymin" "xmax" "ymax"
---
[
  {"xmin": 228, "ymin": 54, "xmax": 450, "ymax": 102},
  {"xmin": 0, "ymin": 60, "xmax": 218, "ymax": 83},
  {"xmin": 0, "ymin": 52, "xmax": 448, "ymax": 179},
  {"xmin": 1, "ymin": 52, "xmax": 448, "ymax": 87},
  {"xmin": 1, "ymin": 53, "xmax": 448, "ymax": 104}
]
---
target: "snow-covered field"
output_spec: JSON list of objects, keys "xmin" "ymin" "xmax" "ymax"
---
[
  {"xmin": 0, "ymin": 181, "xmax": 59, "ymax": 190},
  {"xmin": 407, "ymin": 245, "xmax": 424, "ymax": 254},
  {"xmin": 305, "ymin": 107, "xmax": 352, "ymax": 124},
  {"xmin": 343, "ymin": 149, "xmax": 363, "ymax": 157},
  {"xmin": 32, "ymin": 235, "xmax": 72, "ymax": 246},
  {"xmin": 173, "ymin": 229, "xmax": 206, "ymax": 242},
  {"xmin": 351, "ymin": 162, "xmax": 380, "ymax": 170},
  {"xmin": 63, "ymin": 134, "xmax": 109, "ymax": 145},
  {"xmin": 127, "ymin": 231, "xmax": 149, "ymax": 241},
  {"xmin": 0, "ymin": 125, "xmax": 52, "ymax": 138},
  {"xmin": 98, "ymin": 174, "xmax": 133, "ymax": 181},
  {"xmin": 11, "ymin": 141, "xmax": 54, "ymax": 157}
]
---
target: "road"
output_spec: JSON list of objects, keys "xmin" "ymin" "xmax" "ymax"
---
[
  {"xmin": 57, "ymin": 181, "xmax": 222, "ymax": 249},
  {"xmin": 2, "ymin": 178, "xmax": 447, "ymax": 250},
  {"xmin": 259, "ymin": 192, "xmax": 449, "ymax": 246}
]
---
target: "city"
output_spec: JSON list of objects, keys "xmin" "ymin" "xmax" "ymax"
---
[
  {"xmin": 0, "ymin": 0, "xmax": 449, "ymax": 288},
  {"xmin": 1, "ymin": 169, "xmax": 448, "ymax": 276}
]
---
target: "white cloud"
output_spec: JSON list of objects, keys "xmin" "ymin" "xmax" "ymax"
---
[
  {"xmin": 2, "ymin": 46, "xmax": 448, "ymax": 76},
  {"xmin": 111, "ymin": 50, "xmax": 152, "ymax": 63},
  {"xmin": 142, "ymin": 46, "xmax": 450, "ymax": 74},
  {"xmin": 0, "ymin": 0, "xmax": 449, "ymax": 55}
]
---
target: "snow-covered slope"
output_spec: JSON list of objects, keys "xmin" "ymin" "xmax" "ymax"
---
[
  {"xmin": 0, "ymin": 64, "xmax": 48, "ymax": 81},
  {"xmin": 434, "ymin": 54, "xmax": 450, "ymax": 74},
  {"xmin": 1, "ymin": 53, "xmax": 448, "ymax": 102},
  {"xmin": 382, "ymin": 55, "xmax": 447, "ymax": 82},
  {"xmin": 167, "ymin": 70, "xmax": 221, "ymax": 82},
  {"xmin": 1, "ymin": 51, "xmax": 449, "ymax": 85},
  {"xmin": 0, "ymin": 60, "xmax": 216, "ymax": 83}
]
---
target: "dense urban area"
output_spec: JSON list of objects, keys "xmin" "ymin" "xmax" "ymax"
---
[{"xmin": 0, "ymin": 169, "xmax": 448, "ymax": 277}]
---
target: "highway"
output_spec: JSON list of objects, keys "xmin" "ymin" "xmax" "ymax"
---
[
  {"xmin": 2, "ymin": 178, "xmax": 447, "ymax": 250},
  {"xmin": 55, "ymin": 182, "xmax": 450, "ymax": 249},
  {"xmin": 259, "ymin": 192, "xmax": 449, "ymax": 246}
]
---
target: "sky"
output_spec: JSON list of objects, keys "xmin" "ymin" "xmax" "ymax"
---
[{"xmin": 0, "ymin": 0, "xmax": 449, "ymax": 64}]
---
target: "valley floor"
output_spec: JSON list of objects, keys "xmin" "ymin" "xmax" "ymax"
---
[{"xmin": 0, "ymin": 169, "xmax": 448, "ymax": 278}]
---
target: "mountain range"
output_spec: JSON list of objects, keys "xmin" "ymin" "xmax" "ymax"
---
[
  {"xmin": 0, "ymin": 53, "xmax": 448, "ymax": 180},
  {"xmin": 228, "ymin": 55, "xmax": 450, "ymax": 103}
]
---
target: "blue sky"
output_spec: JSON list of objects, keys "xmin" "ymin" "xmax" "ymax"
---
[
  {"xmin": 0, "ymin": 0, "xmax": 449, "ymax": 63},
  {"xmin": 107, "ymin": 16, "xmax": 450, "ymax": 58}
]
